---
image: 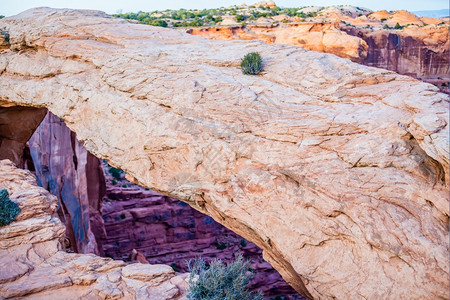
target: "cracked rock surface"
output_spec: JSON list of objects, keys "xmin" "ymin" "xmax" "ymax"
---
[
  {"xmin": 0, "ymin": 8, "xmax": 448, "ymax": 299},
  {"xmin": 0, "ymin": 159, "xmax": 188, "ymax": 299}
]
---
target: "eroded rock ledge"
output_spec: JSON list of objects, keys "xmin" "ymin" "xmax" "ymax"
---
[
  {"xmin": 0, "ymin": 8, "xmax": 448, "ymax": 299},
  {"xmin": 0, "ymin": 159, "xmax": 188, "ymax": 299}
]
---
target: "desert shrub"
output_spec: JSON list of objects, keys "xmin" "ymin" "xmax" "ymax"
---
[
  {"xmin": 240, "ymin": 52, "xmax": 263, "ymax": 75},
  {"xmin": 0, "ymin": 189, "xmax": 21, "ymax": 227},
  {"xmin": 171, "ymin": 262, "xmax": 180, "ymax": 272},
  {"xmin": 150, "ymin": 19, "xmax": 168, "ymax": 27},
  {"xmin": 394, "ymin": 22, "xmax": 403, "ymax": 29},
  {"xmin": 212, "ymin": 241, "xmax": 227, "ymax": 250},
  {"xmin": 187, "ymin": 255, "xmax": 262, "ymax": 300},
  {"xmin": 235, "ymin": 14, "xmax": 245, "ymax": 22},
  {"xmin": 109, "ymin": 167, "xmax": 123, "ymax": 181}
]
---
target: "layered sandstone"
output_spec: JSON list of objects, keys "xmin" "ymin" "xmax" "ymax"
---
[
  {"xmin": 0, "ymin": 8, "xmax": 448, "ymax": 299},
  {"xmin": 343, "ymin": 25, "xmax": 449, "ymax": 79},
  {"xmin": 0, "ymin": 159, "xmax": 188, "ymax": 299}
]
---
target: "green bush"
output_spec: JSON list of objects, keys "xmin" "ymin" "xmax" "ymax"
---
[
  {"xmin": 216, "ymin": 242, "xmax": 227, "ymax": 250},
  {"xmin": 109, "ymin": 167, "xmax": 123, "ymax": 181},
  {"xmin": 0, "ymin": 189, "xmax": 21, "ymax": 227},
  {"xmin": 151, "ymin": 19, "xmax": 168, "ymax": 27},
  {"xmin": 187, "ymin": 255, "xmax": 262, "ymax": 300},
  {"xmin": 235, "ymin": 14, "xmax": 245, "ymax": 22},
  {"xmin": 394, "ymin": 22, "xmax": 403, "ymax": 30},
  {"xmin": 240, "ymin": 52, "xmax": 263, "ymax": 75},
  {"xmin": 171, "ymin": 262, "xmax": 180, "ymax": 272}
]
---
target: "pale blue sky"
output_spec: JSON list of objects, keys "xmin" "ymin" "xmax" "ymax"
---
[{"xmin": 1, "ymin": 0, "xmax": 448, "ymax": 17}]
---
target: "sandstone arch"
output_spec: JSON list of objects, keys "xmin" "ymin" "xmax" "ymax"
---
[{"xmin": 0, "ymin": 8, "xmax": 448, "ymax": 299}]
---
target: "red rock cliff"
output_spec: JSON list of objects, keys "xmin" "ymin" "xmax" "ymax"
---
[
  {"xmin": 342, "ymin": 25, "xmax": 449, "ymax": 81},
  {"xmin": 28, "ymin": 112, "xmax": 106, "ymax": 255}
]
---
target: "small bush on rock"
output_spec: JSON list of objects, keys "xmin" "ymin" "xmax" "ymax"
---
[
  {"xmin": 187, "ymin": 255, "xmax": 262, "ymax": 300},
  {"xmin": 0, "ymin": 189, "xmax": 21, "ymax": 227},
  {"xmin": 240, "ymin": 52, "xmax": 263, "ymax": 75}
]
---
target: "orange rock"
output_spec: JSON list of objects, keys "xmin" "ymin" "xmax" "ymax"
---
[
  {"xmin": 420, "ymin": 16, "xmax": 444, "ymax": 25},
  {"xmin": 188, "ymin": 23, "xmax": 368, "ymax": 62}
]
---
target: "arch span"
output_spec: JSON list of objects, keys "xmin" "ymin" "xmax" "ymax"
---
[{"xmin": 0, "ymin": 8, "xmax": 448, "ymax": 299}]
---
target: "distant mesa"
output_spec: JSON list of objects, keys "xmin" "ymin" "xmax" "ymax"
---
[{"xmin": 412, "ymin": 9, "xmax": 450, "ymax": 18}]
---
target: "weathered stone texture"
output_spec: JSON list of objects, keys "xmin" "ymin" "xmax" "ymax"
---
[{"xmin": 0, "ymin": 8, "xmax": 448, "ymax": 299}]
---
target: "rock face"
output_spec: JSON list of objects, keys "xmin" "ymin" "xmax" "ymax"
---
[
  {"xmin": 0, "ymin": 106, "xmax": 47, "ymax": 167},
  {"xmin": 0, "ymin": 8, "xmax": 448, "ymax": 299},
  {"xmin": 343, "ymin": 25, "xmax": 449, "ymax": 79},
  {"xmin": 0, "ymin": 159, "xmax": 188, "ymax": 299},
  {"xmin": 101, "ymin": 167, "xmax": 299, "ymax": 297},
  {"xmin": 28, "ymin": 111, "xmax": 106, "ymax": 255},
  {"xmin": 187, "ymin": 23, "xmax": 369, "ymax": 62}
]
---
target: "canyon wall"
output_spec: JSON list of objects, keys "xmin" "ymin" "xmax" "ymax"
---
[
  {"xmin": 101, "ymin": 166, "xmax": 299, "ymax": 297},
  {"xmin": 343, "ymin": 25, "xmax": 449, "ymax": 79},
  {"xmin": 28, "ymin": 112, "xmax": 106, "ymax": 255},
  {"xmin": 0, "ymin": 8, "xmax": 448, "ymax": 299},
  {"xmin": 0, "ymin": 159, "xmax": 189, "ymax": 299}
]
